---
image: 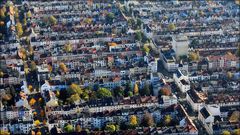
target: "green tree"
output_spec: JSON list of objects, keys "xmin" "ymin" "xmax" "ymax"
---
[
  {"xmin": 143, "ymin": 44, "xmax": 150, "ymax": 54},
  {"xmin": 124, "ymin": 82, "xmax": 132, "ymax": 97},
  {"xmin": 96, "ymin": 88, "xmax": 112, "ymax": 98},
  {"xmin": 222, "ymin": 130, "xmax": 231, "ymax": 135},
  {"xmin": 233, "ymin": 129, "xmax": 240, "ymax": 135},
  {"xmin": 64, "ymin": 124, "xmax": 74, "ymax": 133},
  {"xmin": 141, "ymin": 82, "xmax": 151, "ymax": 96},
  {"xmin": 168, "ymin": 23, "xmax": 176, "ymax": 31},
  {"xmin": 164, "ymin": 115, "xmax": 172, "ymax": 125},
  {"xmin": 26, "ymin": 11, "xmax": 32, "ymax": 18},
  {"xmin": 128, "ymin": 91, "xmax": 133, "ymax": 97},
  {"xmin": 237, "ymin": 47, "xmax": 240, "ymax": 57},
  {"xmin": 106, "ymin": 13, "xmax": 115, "ymax": 24},
  {"xmin": 81, "ymin": 91, "xmax": 89, "ymax": 101},
  {"xmin": 136, "ymin": 18, "xmax": 142, "ymax": 28},
  {"xmin": 142, "ymin": 113, "xmax": 154, "ymax": 127},
  {"xmin": 105, "ymin": 124, "xmax": 116, "ymax": 132},
  {"xmin": 23, "ymin": 17, "xmax": 27, "ymax": 26},
  {"xmin": 69, "ymin": 83, "xmax": 83, "ymax": 95},
  {"xmin": 113, "ymin": 86, "xmax": 124, "ymax": 97},
  {"xmin": 135, "ymin": 31, "xmax": 142, "ymax": 41},
  {"xmin": 128, "ymin": 18, "xmax": 135, "ymax": 27},
  {"xmin": 68, "ymin": 93, "xmax": 80, "ymax": 103}
]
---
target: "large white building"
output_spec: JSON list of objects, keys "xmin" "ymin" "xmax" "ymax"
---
[
  {"xmin": 173, "ymin": 69, "xmax": 190, "ymax": 93},
  {"xmin": 171, "ymin": 35, "xmax": 189, "ymax": 59}
]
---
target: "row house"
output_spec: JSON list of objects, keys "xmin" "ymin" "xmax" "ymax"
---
[{"xmin": 206, "ymin": 53, "xmax": 239, "ymax": 70}]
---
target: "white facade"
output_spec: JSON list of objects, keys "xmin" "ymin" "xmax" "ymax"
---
[
  {"xmin": 161, "ymin": 95, "xmax": 178, "ymax": 107},
  {"xmin": 171, "ymin": 35, "xmax": 189, "ymax": 58},
  {"xmin": 173, "ymin": 70, "xmax": 190, "ymax": 93},
  {"xmin": 186, "ymin": 93, "xmax": 204, "ymax": 112},
  {"xmin": 148, "ymin": 60, "xmax": 158, "ymax": 73}
]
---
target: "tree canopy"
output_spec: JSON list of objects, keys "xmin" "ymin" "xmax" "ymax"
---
[
  {"xmin": 189, "ymin": 52, "xmax": 200, "ymax": 61},
  {"xmin": 59, "ymin": 62, "xmax": 68, "ymax": 73},
  {"xmin": 64, "ymin": 124, "xmax": 74, "ymax": 133},
  {"xmin": 164, "ymin": 115, "xmax": 172, "ymax": 125},
  {"xmin": 96, "ymin": 88, "xmax": 112, "ymax": 98},
  {"xmin": 168, "ymin": 23, "xmax": 176, "ymax": 31},
  {"xmin": 143, "ymin": 44, "xmax": 150, "ymax": 54},
  {"xmin": 16, "ymin": 22, "xmax": 23, "ymax": 37},
  {"xmin": 105, "ymin": 124, "xmax": 116, "ymax": 132},
  {"xmin": 49, "ymin": 15, "xmax": 57, "ymax": 25},
  {"xmin": 160, "ymin": 87, "xmax": 171, "ymax": 96},
  {"xmin": 106, "ymin": 13, "xmax": 115, "ymax": 24},
  {"xmin": 142, "ymin": 113, "xmax": 154, "ymax": 127},
  {"xmin": 129, "ymin": 115, "xmax": 138, "ymax": 127},
  {"xmin": 133, "ymin": 83, "xmax": 139, "ymax": 95},
  {"xmin": 222, "ymin": 130, "xmax": 231, "ymax": 135}
]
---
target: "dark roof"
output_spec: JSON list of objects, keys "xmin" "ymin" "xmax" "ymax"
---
[
  {"xmin": 200, "ymin": 107, "xmax": 210, "ymax": 119},
  {"xmin": 180, "ymin": 79, "xmax": 189, "ymax": 85},
  {"xmin": 214, "ymin": 115, "xmax": 222, "ymax": 123},
  {"xmin": 176, "ymin": 70, "xmax": 182, "ymax": 78}
]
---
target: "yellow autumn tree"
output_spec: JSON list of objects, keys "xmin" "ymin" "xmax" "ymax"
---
[
  {"xmin": 14, "ymin": 7, "xmax": 19, "ymax": 18},
  {"xmin": 233, "ymin": 129, "xmax": 240, "ymax": 135},
  {"xmin": 28, "ymin": 85, "xmax": 33, "ymax": 92},
  {"xmin": 26, "ymin": 11, "xmax": 32, "ymax": 18},
  {"xmin": 64, "ymin": 42, "xmax": 73, "ymax": 53},
  {"xmin": 143, "ymin": 44, "xmax": 150, "ymax": 54},
  {"xmin": 0, "ymin": 7, "xmax": 6, "ymax": 19},
  {"xmin": 189, "ymin": 52, "xmax": 199, "ymax": 61},
  {"xmin": 70, "ymin": 83, "xmax": 83, "ymax": 95},
  {"xmin": 28, "ymin": 45, "xmax": 34, "ymax": 56},
  {"xmin": 227, "ymin": 71, "xmax": 233, "ymax": 79},
  {"xmin": 84, "ymin": 18, "xmax": 92, "ymax": 24},
  {"xmin": 133, "ymin": 83, "xmax": 139, "ymax": 95},
  {"xmin": 59, "ymin": 62, "xmax": 68, "ymax": 73},
  {"xmin": 34, "ymin": 120, "xmax": 41, "ymax": 127},
  {"xmin": 48, "ymin": 65, "xmax": 53, "ymax": 73},
  {"xmin": 0, "ymin": 71, "xmax": 4, "ymax": 77},
  {"xmin": 42, "ymin": 119, "xmax": 47, "ymax": 125},
  {"xmin": 29, "ymin": 98, "xmax": 36, "ymax": 106},
  {"xmin": 38, "ymin": 98, "xmax": 43, "ymax": 102},
  {"xmin": 18, "ymin": 47, "xmax": 27, "ymax": 60},
  {"xmin": 55, "ymin": 90, "xmax": 60, "ymax": 97},
  {"xmin": 130, "ymin": 115, "xmax": 138, "ymax": 126},
  {"xmin": 0, "ymin": 130, "xmax": 10, "ymax": 135},
  {"xmin": 36, "ymin": 131, "xmax": 41, "ymax": 135},
  {"xmin": 75, "ymin": 124, "xmax": 81, "ymax": 132},
  {"xmin": 16, "ymin": 22, "xmax": 23, "ymax": 37}
]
